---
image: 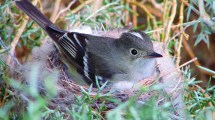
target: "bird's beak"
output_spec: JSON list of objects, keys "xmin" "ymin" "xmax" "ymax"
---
[{"xmin": 148, "ymin": 52, "xmax": 163, "ymax": 58}]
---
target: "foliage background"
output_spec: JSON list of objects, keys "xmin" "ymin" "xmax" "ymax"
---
[{"xmin": 0, "ymin": 0, "xmax": 215, "ymax": 119}]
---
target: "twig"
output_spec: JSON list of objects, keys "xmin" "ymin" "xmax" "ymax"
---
[
  {"xmin": 125, "ymin": 1, "xmax": 130, "ymax": 25},
  {"xmin": 38, "ymin": 0, "xmax": 43, "ymax": 13},
  {"xmin": 176, "ymin": 2, "xmax": 184, "ymax": 66},
  {"xmin": 92, "ymin": 0, "xmax": 102, "ymax": 13},
  {"xmin": 162, "ymin": 0, "xmax": 168, "ymax": 35},
  {"xmin": 145, "ymin": 20, "xmax": 200, "ymax": 34},
  {"xmin": 50, "ymin": 0, "xmax": 62, "ymax": 22},
  {"xmin": 178, "ymin": 57, "xmax": 198, "ymax": 69},
  {"xmin": 71, "ymin": 0, "xmax": 94, "ymax": 14},
  {"xmin": 69, "ymin": 0, "xmax": 95, "ymax": 27},
  {"xmin": 85, "ymin": 2, "xmax": 118, "ymax": 21},
  {"xmin": 52, "ymin": 0, "xmax": 76, "ymax": 23},
  {"xmin": 7, "ymin": 21, "xmax": 25, "ymax": 65},
  {"xmin": 150, "ymin": 0, "xmax": 164, "ymax": 12},
  {"xmin": 78, "ymin": 0, "xmax": 85, "ymax": 4},
  {"xmin": 198, "ymin": 66, "xmax": 215, "ymax": 75},
  {"xmin": 166, "ymin": 23, "xmax": 191, "ymax": 46},
  {"xmin": 129, "ymin": 0, "xmax": 157, "ymax": 29},
  {"xmin": 163, "ymin": 0, "xmax": 177, "ymax": 42},
  {"xmin": 132, "ymin": 0, "xmax": 137, "ymax": 27}
]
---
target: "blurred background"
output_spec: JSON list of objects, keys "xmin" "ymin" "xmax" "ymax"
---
[{"xmin": 0, "ymin": 0, "xmax": 215, "ymax": 119}]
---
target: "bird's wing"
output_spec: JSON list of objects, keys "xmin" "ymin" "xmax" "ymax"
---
[
  {"xmin": 58, "ymin": 32, "xmax": 106, "ymax": 86},
  {"xmin": 87, "ymin": 52, "xmax": 126, "ymax": 79}
]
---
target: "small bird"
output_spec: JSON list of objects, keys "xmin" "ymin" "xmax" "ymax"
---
[{"xmin": 15, "ymin": 0, "xmax": 162, "ymax": 89}]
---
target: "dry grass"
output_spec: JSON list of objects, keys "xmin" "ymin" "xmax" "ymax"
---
[{"xmin": 0, "ymin": 0, "xmax": 215, "ymax": 119}]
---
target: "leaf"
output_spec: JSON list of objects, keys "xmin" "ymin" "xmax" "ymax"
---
[
  {"xmin": 194, "ymin": 34, "xmax": 203, "ymax": 46},
  {"xmin": 197, "ymin": 66, "xmax": 215, "ymax": 75},
  {"xmin": 192, "ymin": 22, "xmax": 199, "ymax": 33},
  {"xmin": 186, "ymin": 5, "xmax": 192, "ymax": 21},
  {"xmin": 129, "ymin": 106, "xmax": 140, "ymax": 120},
  {"xmin": 0, "ymin": 48, "xmax": 9, "ymax": 55},
  {"xmin": 205, "ymin": 85, "xmax": 215, "ymax": 92},
  {"xmin": 202, "ymin": 35, "xmax": 210, "ymax": 48}
]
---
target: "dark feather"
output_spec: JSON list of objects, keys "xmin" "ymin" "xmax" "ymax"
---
[
  {"xmin": 15, "ymin": 0, "xmax": 66, "ymax": 41},
  {"xmin": 87, "ymin": 52, "xmax": 126, "ymax": 79},
  {"xmin": 58, "ymin": 32, "xmax": 106, "ymax": 86}
]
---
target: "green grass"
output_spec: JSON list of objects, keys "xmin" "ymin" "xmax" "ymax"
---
[{"xmin": 0, "ymin": 0, "xmax": 215, "ymax": 119}]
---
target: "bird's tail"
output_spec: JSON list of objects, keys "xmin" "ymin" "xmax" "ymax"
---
[{"xmin": 15, "ymin": 0, "xmax": 66, "ymax": 40}]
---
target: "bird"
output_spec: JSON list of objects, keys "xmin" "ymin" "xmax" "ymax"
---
[{"xmin": 15, "ymin": 0, "xmax": 162, "ymax": 89}]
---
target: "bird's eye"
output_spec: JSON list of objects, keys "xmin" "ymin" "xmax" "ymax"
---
[{"xmin": 130, "ymin": 48, "xmax": 138, "ymax": 55}]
